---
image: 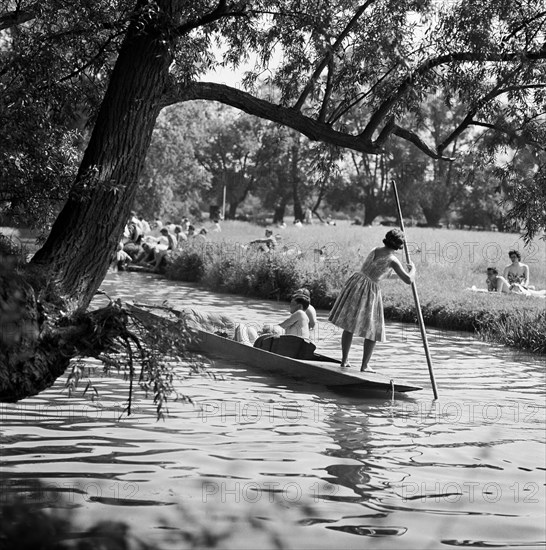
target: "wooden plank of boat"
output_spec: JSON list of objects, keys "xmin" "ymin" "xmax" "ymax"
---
[{"xmin": 190, "ymin": 329, "xmax": 422, "ymax": 393}]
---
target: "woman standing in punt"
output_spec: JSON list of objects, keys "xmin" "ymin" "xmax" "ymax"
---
[{"xmin": 328, "ymin": 229, "xmax": 415, "ymax": 372}]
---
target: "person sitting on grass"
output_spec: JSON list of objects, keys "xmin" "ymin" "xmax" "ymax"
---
[
  {"xmin": 247, "ymin": 229, "xmax": 280, "ymax": 253},
  {"xmin": 113, "ymin": 241, "xmax": 132, "ymax": 271},
  {"xmin": 152, "ymin": 227, "xmax": 177, "ymax": 270},
  {"xmin": 502, "ymin": 250, "xmax": 533, "ymax": 289}
]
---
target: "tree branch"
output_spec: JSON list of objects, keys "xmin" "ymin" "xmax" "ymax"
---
[
  {"xmin": 293, "ymin": 1, "xmax": 374, "ymax": 112},
  {"xmin": 503, "ymin": 10, "xmax": 546, "ymax": 42},
  {"xmin": 162, "ymin": 81, "xmax": 383, "ymax": 154},
  {"xmin": 375, "ymin": 116, "xmax": 395, "ymax": 147},
  {"xmin": 470, "ymin": 120, "xmax": 543, "ymax": 148},
  {"xmin": 318, "ymin": 55, "xmax": 335, "ymax": 122},
  {"xmin": 174, "ymin": 0, "xmax": 247, "ymax": 36},
  {"xmin": 0, "ymin": 3, "xmax": 38, "ymax": 31},
  {"xmin": 391, "ymin": 124, "xmax": 454, "ymax": 160},
  {"xmin": 438, "ymin": 81, "xmax": 546, "ymax": 152},
  {"xmin": 360, "ymin": 48, "xmax": 546, "ymax": 142}
]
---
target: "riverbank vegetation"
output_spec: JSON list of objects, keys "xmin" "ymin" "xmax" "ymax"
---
[{"xmin": 165, "ymin": 222, "xmax": 546, "ymax": 354}]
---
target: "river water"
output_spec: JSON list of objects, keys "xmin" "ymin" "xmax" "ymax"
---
[{"xmin": 1, "ymin": 272, "xmax": 545, "ymax": 549}]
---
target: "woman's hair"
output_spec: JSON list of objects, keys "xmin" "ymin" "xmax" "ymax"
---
[
  {"xmin": 293, "ymin": 288, "xmax": 311, "ymax": 300},
  {"xmin": 508, "ymin": 249, "xmax": 521, "ymax": 261},
  {"xmin": 291, "ymin": 291, "xmax": 310, "ymax": 310},
  {"xmin": 383, "ymin": 228, "xmax": 405, "ymax": 250},
  {"xmin": 487, "ymin": 267, "xmax": 498, "ymax": 275}
]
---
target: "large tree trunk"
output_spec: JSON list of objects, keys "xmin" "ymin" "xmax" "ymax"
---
[
  {"xmin": 31, "ymin": 4, "xmax": 173, "ymax": 311},
  {"xmin": 363, "ymin": 195, "xmax": 381, "ymax": 225},
  {"xmin": 2, "ymin": 2, "xmax": 176, "ymax": 401},
  {"xmin": 273, "ymin": 198, "xmax": 289, "ymax": 224}
]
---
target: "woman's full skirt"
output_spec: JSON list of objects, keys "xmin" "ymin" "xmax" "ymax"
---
[{"xmin": 328, "ymin": 272, "xmax": 385, "ymax": 341}]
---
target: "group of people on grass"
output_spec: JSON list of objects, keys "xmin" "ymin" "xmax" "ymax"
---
[
  {"xmin": 115, "ymin": 212, "xmax": 213, "ymax": 271},
  {"xmin": 484, "ymin": 250, "xmax": 545, "ymax": 297}
]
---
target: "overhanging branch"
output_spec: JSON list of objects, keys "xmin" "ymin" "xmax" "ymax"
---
[
  {"xmin": 361, "ymin": 48, "xmax": 546, "ymax": 142},
  {"xmin": 392, "ymin": 125, "xmax": 455, "ymax": 160},
  {"xmin": 162, "ymin": 81, "xmax": 383, "ymax": 154},
  {"xmin": 439, "ymin": 81, "xmax": 546, "ymax": 152},
  {"xmin": 174, "ymin": 0, "xmax": 247, "ymax": 36}
]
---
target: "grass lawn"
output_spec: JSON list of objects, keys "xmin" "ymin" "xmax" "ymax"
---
[{"xmin": 167, "ymin": 220, "xmax": 546, "ymax": 354}]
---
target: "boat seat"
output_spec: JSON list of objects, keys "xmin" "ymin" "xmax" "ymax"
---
[{"xmin": 253, "ymin": 334, "xmax": 317, "ymax": 359}]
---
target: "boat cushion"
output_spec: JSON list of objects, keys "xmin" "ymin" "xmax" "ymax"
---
[
  {"xmin": 182, "ymin": 308, "xmax": 237, "ymax": 339},
  {"xmin": 253, "ymin": 334, "xmax": 317, "ymax": 359}
]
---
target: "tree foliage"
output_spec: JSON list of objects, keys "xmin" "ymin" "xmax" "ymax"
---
[
  {"xmin": 2, "ymin": 0, "xmax": 546, "ymax": 235},
  {"xmin": 136, "ymin": 102, "xmax": 212, "ymax": 221}
]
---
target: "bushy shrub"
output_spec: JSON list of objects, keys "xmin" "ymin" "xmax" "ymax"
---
[{"xmin": 165, "ymin": 246, "xmax": 205, "ymax": 282}]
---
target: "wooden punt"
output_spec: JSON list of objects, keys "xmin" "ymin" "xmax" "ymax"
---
[{"xmin": 190, "ymin": 329, "xmax": 422, "ymax": 394}]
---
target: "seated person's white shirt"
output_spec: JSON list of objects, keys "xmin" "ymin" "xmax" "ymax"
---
[{"xmin": 278, "ymin": 310, "xmax": 310, "ymax": 339}]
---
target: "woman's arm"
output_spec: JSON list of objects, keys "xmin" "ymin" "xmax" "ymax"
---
[
  {"xmin": 278, "ymin": 311, "xmax": 303, "ymax": 331},
  {"xmin": 496, "ymin": 276, "xmax": 511, "ymax": 293},
  {"xmin": 522, "ymin": 264, "xmax": 530, "ymax": 286},
  {"xmin": 306, "ymin": 305, "xmax": 317, "ymax": 330},
  {"xmin": 390, "ymin": 257, "xmax": 415, "ymax": 284}
]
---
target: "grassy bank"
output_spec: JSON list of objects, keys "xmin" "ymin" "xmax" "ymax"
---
[{"xmin": 166, "ymin": 221, "xmax": 545, "ymax": 354}]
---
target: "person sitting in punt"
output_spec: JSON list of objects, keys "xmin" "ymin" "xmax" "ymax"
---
[
  {"xmin": 234, "ymin": 291, "xmax": 311, "ymax": 346},
  {"xmin": 293, "ymin": 288, "xmax": 316, "ymax": 335},
  {"xmin": 502, "ymin": 250, "xmax": 533, "ymax": 289},
  {"xmin": 263, "ymin": 290, "xmax": 310, "ymax": 339}
]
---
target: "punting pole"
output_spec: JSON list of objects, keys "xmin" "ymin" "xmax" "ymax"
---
[{"xmin": 391, "ymin": 179, "xmax": 439, "ymax": 399}]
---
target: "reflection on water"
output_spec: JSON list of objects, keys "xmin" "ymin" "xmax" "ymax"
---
[{"xmin": 1, "ymin": 272, "xmax": 544, "ymax": 549}]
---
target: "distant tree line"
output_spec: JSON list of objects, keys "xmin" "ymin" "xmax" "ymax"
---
[{"xmin": 131, "ymin": 97, "xmax": 531, "ymax": 231}]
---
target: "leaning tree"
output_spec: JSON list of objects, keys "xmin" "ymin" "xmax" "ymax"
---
[{"xmin": 1, "ymin": 0, "xmax": 545, "ymax": 403}]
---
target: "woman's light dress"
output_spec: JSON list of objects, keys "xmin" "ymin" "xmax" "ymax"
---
[{"xmin": 328, "ymin": 248, "xmax": 395, "ymax": 342}]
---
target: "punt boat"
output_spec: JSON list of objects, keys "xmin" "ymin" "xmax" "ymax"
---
[{"xmin": 190, "ymin": 329, "xmax": 422, "ymax": 394}]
